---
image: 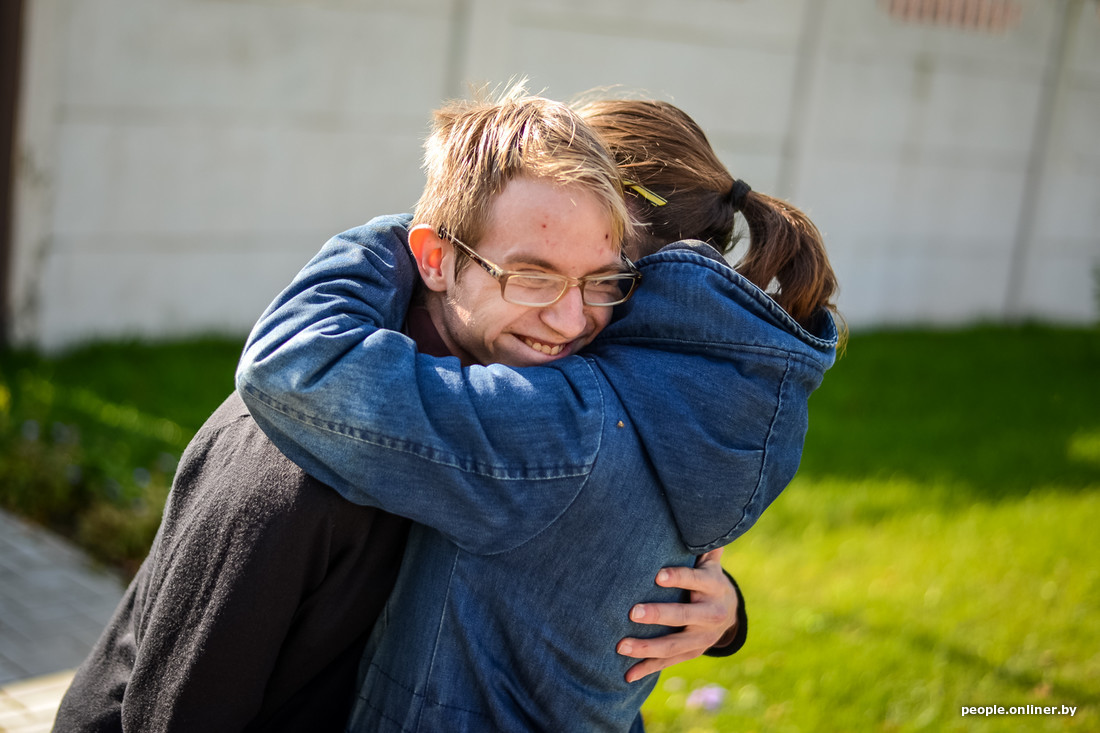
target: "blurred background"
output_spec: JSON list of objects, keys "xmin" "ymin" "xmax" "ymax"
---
[
  {"xmin": 2, "ymin": 0, "xmax": 1098, "ymax": 349},
  {"xmin": 0, "ymin": 1, "xmax": 1098, "ymax": 731}
]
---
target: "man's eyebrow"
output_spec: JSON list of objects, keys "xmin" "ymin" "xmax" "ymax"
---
[{"xmin": 501, "ymin": 253, "xmax": 627, "ymax": 275}]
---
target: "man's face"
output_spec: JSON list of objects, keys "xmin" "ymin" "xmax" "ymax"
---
[{"xmin": 436, "ymin": 177, "xmax": 621, "ymax": 367}]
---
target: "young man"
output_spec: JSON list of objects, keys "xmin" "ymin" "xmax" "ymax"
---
[
  {"xmin": 53, "ymin": 92, "xmax": 743, "ymax": 733},
  {"xmin": 237, "ymin": 90, "xmax": 837, "ymax": 731}
]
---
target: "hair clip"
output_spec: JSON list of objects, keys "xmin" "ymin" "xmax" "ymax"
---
[{"xmin": 621, "ymin": 180, "xmax": 668, "ymax": 207}]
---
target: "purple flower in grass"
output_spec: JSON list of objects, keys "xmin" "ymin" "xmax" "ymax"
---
[{"xmin": 685, "ymin": 684, "xmax": 727, "ymax": 712}]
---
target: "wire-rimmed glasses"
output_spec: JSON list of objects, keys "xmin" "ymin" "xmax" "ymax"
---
[{"xmin": 441, "ymin": 231, "xmax": 641, "ymax": 308}]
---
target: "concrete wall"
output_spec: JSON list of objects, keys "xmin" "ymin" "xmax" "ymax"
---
[{"xmin": 9, "ymin": 0, "xmax": 1099, "ymax": 348}]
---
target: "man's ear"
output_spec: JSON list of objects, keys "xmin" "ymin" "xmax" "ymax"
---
[{"xmin": 408, "ymin": 225, "xmax": 449, "ymax": 293}]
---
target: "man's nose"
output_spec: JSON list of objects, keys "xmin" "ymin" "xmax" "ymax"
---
[{"xmin": 540, "ymin": 285, "xmax": 588, "ymax": 338}]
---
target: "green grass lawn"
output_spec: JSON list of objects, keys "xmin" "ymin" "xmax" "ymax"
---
[
  {"xmin": 0, "ymin": 337, "xmax": 245, "ymax": 573},
  {"xmin": 640, "ymin": 325, "xmax": 1100, "ymax": 732},
  {"xmin": 1, "ymin": 325, "xmax": 1097, "ymax": 730}
]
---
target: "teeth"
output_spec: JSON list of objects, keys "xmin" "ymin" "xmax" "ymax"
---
[{"xmin": 523, "ymin": 338, "xmax": 563, "ymax": 356}]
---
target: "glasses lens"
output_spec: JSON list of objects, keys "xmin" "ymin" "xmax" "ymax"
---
[
  {"xmin": 502, "ymin": 274, "xmax": 568, "ymax": 306},
  {"xmin": 582, "ymin": 274, "xmax": 638, "ymax": 306},
  {"xmin": 501, "ymin": 272, "xmax": 639, "ymax": 307}
]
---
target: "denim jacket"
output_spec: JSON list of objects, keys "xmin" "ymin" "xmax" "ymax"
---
[{"xmin": 236, "ymin": 215, "xmax": 837, "ymax": 732}]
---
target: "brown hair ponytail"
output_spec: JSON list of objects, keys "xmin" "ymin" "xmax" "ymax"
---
[
  {"xmin": 736, "ymin": 190, "xmax": 837, "ymax": 327},
  {"xmin": 574, "ymin": 97, "xmax": 840, "ymax": 331}
]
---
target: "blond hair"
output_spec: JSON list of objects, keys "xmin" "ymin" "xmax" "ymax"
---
[{"xmin": 412, "ymin": 84, "xmax": 631, "ymax": 262}]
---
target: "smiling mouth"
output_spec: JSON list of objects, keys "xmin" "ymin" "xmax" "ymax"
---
[{"xmin": 522, "ymin": 337, "xmax": 565, "ymax": 356}]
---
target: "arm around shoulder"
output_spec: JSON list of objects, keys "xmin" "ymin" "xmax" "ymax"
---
[{"xmin": 236, "ymin": 216, "xmax": 607, "ymax": 554}]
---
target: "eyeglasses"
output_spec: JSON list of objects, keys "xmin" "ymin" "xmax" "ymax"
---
[{"xmin": 440, "ymin": 230, "xmax": 642, "ymax": 308}]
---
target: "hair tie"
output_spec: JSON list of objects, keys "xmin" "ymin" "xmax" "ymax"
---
[{"xmin": 726, "ymin": 179, "xmax": 751, "ymax": 210}]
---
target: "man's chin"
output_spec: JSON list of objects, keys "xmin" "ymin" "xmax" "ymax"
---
[{"xmin": 498, "ymin": 355, "xmax": 559, "ymax": 368}]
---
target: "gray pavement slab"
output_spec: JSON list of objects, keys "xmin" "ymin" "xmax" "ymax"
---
[{"xmin": 0, "ymin": 510, "xmax": 125, "ymax": 686}]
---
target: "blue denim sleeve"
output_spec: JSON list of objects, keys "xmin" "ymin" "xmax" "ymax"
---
[{"xmin": 236, "ymin": 215, "xmax": 602, "ymax": 554}]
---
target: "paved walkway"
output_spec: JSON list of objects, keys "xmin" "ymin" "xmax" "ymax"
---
[{"xmin": 0, "ymin": 510, "xmax": 126, "ymax": 732}]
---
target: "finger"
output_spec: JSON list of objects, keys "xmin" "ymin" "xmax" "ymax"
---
[
  {"xmin": 630, "ymin": 600, "xmax": 692, "ymax": 627},
  {"xmin": 633, "ymin": 599, "xmax": 732, "ymax": 631},
  {"xmin": 653, "ymin": 565, "xmax": 715, "ymax": 594},
  {"xmin": 636, "ymin": 599, "xmax": 726, "ymax": 627},
  {"xmin": 624, "ymin": 652, "xmax": 698, "ymax": 683},
  {"xmin": 617, "ymin": 631, "xmax": 714, "ymax": 661}
]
